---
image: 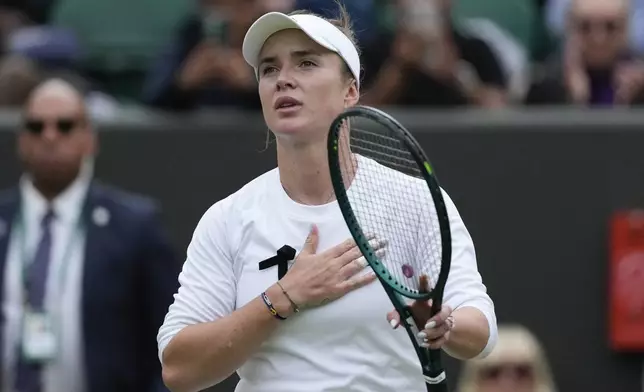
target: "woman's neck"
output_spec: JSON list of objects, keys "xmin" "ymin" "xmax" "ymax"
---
[{"xmin": 277, "ymin": 140, "xmax": 334, "ymax": 206}]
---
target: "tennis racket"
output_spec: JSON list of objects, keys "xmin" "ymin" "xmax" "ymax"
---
[{"xmin": 327, "ymin": 105, "xmax": 452, "ymax": 392}]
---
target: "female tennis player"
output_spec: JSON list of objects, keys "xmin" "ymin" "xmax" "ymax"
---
[{"xmin": 158, "ymin": 5, "xmax": 497, "ymax": 392}]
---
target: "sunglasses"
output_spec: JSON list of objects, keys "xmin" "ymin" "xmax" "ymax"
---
[
  {"xmin": 479, "ymin": 363, "xmax": 535, "ymax": 381},
  {"xmin": 23, "ymin": 118, "xmax": 79, "ymax": 135}
]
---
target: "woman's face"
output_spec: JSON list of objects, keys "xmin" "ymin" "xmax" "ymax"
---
[
  {"xmin": 257, "ymin": 29, "xmax": 358, "ymax": 144},
  {"xmin": 477, "ymin": 362, "xmax": 536, "ymax": 392}
]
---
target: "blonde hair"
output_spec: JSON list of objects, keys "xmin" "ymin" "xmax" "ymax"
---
[{"xmin": 456, "ymin": 324, "xmax": 557, "ymax": 392}]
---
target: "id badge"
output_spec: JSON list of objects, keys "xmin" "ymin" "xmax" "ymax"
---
[{"xmin": 21, "ymin": 311, "xmax": 57, "ymax": 362}]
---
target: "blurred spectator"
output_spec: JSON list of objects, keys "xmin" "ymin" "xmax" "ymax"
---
[
  {"xmin": 0, "ymin": 78, "xmax": 181, "ymax": 392},
  {"xmin": 457, "ymin": 324, "xmax": 557, "ymax": 392},
  {"xmin": 0, "ymin": 2, "xmax": 96, "ymax": 107},
  {"xmin": 6, "ymin": 25, "xmax": 82, "ymax": 70},
  {"xmin": 545, "ymin": 0, "xmax": 644, "ymax": 55},
  {"xmin": 0, "ymin": 54, "xmax": 119, "ymax": 118},
  {"xmin": 526, "ymin": 0, "xmax": 644, "ymax": 106},
  {"xmin": 0, "ymin": 55, "xmax": 41, "ymax": 107},
  {"xmin": 457, "ymin": 18, "xmax": 531, "ymax": 102},
  {"xmin": 362, "ymin": 0, "xmax": 508, "ymax": 108},
  {"xmin": 0, "ymin": 0, "xmax": 53, "ymax": 26},
  {"xmin": 0, "ymin": 2, "xmax": 35, "ymax": 56},
  {"xmin": 142, "ymin": 0, "xmax": 266, "ymax": 111}
]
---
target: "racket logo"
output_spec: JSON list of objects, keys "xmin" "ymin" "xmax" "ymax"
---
[{"xmin": 402, "ymin": 264, "xmax": 415, "ymax": 278}]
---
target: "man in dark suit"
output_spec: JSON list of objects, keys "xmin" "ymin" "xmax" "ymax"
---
[{"xmin": 0, "ymin": 78, "xmax": 181, "ymax": 392}]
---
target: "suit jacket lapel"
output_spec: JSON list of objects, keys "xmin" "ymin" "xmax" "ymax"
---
[
  {"xmin": 81, "ymin": 183, "xmax": 101, "ymax": 291},
  {"xmin": 81, "ymin": 182, "xmax": 118, "ymax": 293}
]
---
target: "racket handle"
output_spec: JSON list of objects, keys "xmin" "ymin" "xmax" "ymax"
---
[
  {"xmin": 425, "ymin": 381, "xmax": 449, "ymax": 392},
  {"xmin": 423, "ymin": 362, "xmax": 449, "ymax": 392}
]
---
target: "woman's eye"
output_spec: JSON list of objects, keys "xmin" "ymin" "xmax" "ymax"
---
[
  {"xmin": 300, "ymin": 60, "xmax": 316, "ymax": 67},
  {"xmin": 262, "ymin": 66, "xmax": 277, "ymax": 75}
]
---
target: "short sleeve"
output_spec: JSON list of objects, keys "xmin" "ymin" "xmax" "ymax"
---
[
  {"xmin": 440, "ymin": 190, "xmax": 498, "ymax": 359},
  {"xmin": 156, "ymin": 198, "xmax": 237, "ymax": 362}
]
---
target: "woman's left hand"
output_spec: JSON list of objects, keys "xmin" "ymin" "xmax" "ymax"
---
[{"xmin": 386, "ymin": 275, "xmax": 455, "ymax": 350}]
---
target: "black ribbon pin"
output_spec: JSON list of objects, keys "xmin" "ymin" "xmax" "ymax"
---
[{"xmin": 258, "ymin": 245, "xmax": 297, "ymax": 279}]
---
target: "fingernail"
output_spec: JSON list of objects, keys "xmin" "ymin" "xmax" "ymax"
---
[
  {"xmin": 417, "ymin": 331, "xmax": 427, "ymax": 339},
  {"xmin": 390, "ymin": 319, "xmax": 399, "ymax": 328},
  {"xmin": 425, "ymin": 321, "xmax": 436, "ymax": 329}
]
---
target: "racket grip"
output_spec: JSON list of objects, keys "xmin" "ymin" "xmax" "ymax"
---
[
  {"xmin": 423, "ymin": 357, "xmax": 449, "ymax": 392},
  {"xmin": 425, "ymin": 381, "xmax": 449, "ymax": 392}
]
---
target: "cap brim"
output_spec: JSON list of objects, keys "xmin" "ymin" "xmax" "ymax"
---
[{"xmin": 242, "ymin": 12, "xmax": 337, "ymax": 69}]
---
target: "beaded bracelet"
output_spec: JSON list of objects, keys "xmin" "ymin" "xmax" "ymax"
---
[{"xmin": 260, "ymin": 291, "xmax": 287, "ymax": 320}]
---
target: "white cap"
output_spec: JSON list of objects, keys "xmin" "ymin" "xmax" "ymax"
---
[{"xmin": 242, "ymin": 12, "xmax": 360, "ymax": 88}]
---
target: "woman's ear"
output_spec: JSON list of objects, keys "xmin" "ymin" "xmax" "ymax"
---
[{"xmin": 344, "ymin": 79, "xmax": 359, "ymax": 108}]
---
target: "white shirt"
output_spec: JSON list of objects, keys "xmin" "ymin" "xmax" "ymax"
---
[
  {"xmin": 158, "ymin": 156, "xmax": 497, "ymax": 392},
  {"xmin": 2, "ymin": 170, "xmax": 91, "ymax": 392}
]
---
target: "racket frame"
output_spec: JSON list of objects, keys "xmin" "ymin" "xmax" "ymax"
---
[{"xmin": 327, "ymin": 105, "xmax": 452, "ymax": 392}]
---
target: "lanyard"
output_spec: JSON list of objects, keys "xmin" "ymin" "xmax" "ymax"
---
[{"xmin": 14, "ymin": 207, "xmax": 85, "ymax": 310}]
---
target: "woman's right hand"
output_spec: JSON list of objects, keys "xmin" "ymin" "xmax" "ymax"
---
[{"xmin": 278, "ymin": 224, "xmax": 386, "ymax": 310}]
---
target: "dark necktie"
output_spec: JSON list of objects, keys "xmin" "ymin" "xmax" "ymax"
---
[{"xmin": 14, "ymin": 208, "xmax": 55, "ymax": 392}]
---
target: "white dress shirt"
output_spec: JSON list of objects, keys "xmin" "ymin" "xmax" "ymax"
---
[
  {"xmin": 158, "ymin": 155, "xmax": 497, "ymax": 392},
  {"xmin": 2, "ymin": 167, "xmax": 92, "ymax": 392}
]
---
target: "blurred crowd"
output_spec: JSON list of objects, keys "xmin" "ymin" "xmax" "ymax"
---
[
  {"xmin": 0, "ymin": 0, "xmax": 642, "ymax": 116},
  {"xmin": 0, "ymin": 2, "xmax": 587, "ymax": 392}
]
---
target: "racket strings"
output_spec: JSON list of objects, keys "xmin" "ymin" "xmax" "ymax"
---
[{"xmin": 336, "ymin": 118, "xmax": 443, "ymax": 294}]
